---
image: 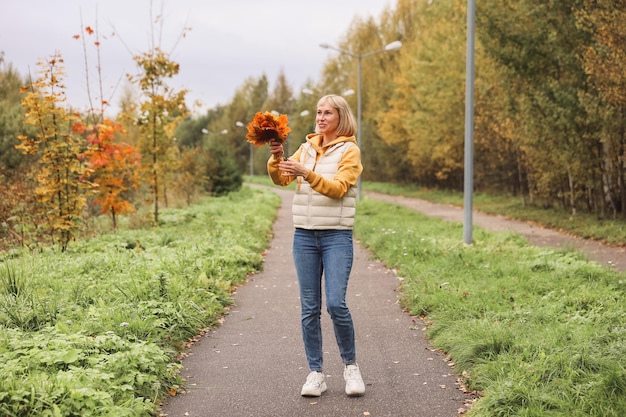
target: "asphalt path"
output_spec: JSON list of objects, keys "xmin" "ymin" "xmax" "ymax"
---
[{"xmin": 159, "ymin": 187, "xmax": 468, "ymax": 417}]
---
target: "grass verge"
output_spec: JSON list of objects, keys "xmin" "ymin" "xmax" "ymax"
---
[
  {"xmin": 0, "ymin": 187, "xmax": 280, "ymax": 416},
  {"xmin": 355, "ymin": 196, "xmax": 626, "ymax": 417}
]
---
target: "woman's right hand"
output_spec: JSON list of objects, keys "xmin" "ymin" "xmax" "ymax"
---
[{"xmin": 269, "ymin": 139, "xmax": 284, "ymax": 158}]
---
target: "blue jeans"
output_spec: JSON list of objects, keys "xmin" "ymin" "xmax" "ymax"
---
[{"xmin": 293, "ymin": 228, "xmax": 356, "ymax": 371}]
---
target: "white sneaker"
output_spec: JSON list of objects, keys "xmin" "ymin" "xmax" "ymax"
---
[
  {"xmin": 301, "ymin": 371, "xmax": 327, "ymax": 397},
  {"xmin": 344, "ymin": 364, "xmax": 365, "ymax": 396}
]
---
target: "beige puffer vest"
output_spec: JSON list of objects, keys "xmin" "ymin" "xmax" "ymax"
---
[{"xmin": 292, "ymin": 141, "xmax": 357, "ymax": 230}]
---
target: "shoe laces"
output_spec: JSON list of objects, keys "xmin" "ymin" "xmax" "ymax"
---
[
  {"xmin": 345, "ymin": 364, "xmax": 361, "ymax": 380},
  {"xmin": 307, "ymin": 371, "xmax": 324, "ymax": 386}
]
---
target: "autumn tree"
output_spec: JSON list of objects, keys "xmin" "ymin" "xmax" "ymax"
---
[
  {"xmin": 174, "ymin": 146, "xmax": 205, "ymax": 205},
  {"xmin": 577, "ymin": 0, "xmax": 626, "ymax": 217},
  {"xmin": 78, "ymin": 120, "xmax": 140, "ymax": 229},
  {"xmin": 129, "ymin": 47, "xmax": 188, "ymax": 224},
  {"xmin": 478, "ymin": 0, "xmax": 598, "ymax": 215},
  {"xmin": 17, "ymin": 53, "xmax": 92, "ymax": 251},
  {"xmin": 375, "ymin": 0, "xmax": 467, "ymax": 187}
]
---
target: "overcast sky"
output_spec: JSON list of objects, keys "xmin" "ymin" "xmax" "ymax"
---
[{"xmin": 0, "ymin": 0, "xmax": 394, "ymax": 115}]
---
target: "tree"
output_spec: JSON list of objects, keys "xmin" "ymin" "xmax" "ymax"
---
[
  {"xmin": 116, "ymin": 83, "xmax": 142, "ymax": 146},
  {"xmin": 377, "ymin": 0, "xmax": 467, "ymax": 187},
  {"xmin": 262, "ymin": 70, "xmax": 295, "ymax": 115},
  {"xmin": 209, "ymin": 75, "xmax": 269, "ymax": 177},
  {"xmin": 240, "ymin": 75, "xmax": 270, "ymax": 174},
  {"xmin": 78, "ymin": 119, "xmax": 140, "ymax": 230},
  {"xmin": 17, "ymin": 53, "xmax": 92, "ymax": 251},
  {"xmin": 204, "ymin": 138, "xmax": 242, "ymax": 196},
  {"xmin": 174, "ymin": 146, "xmax": 205, "ymax": 205},
  {"xmin": 0, "ymin": 56, "xmax": 29, "ymax": 171},
  {"xmin": 130, "ymin": 47, "xmax": 188, "ymax": 224},
  {"xmin": 479, "ymin": 0, "xmax": 597, "ymax": 214},
  {"xmin": 577, "ymin": 0, "xmax": 626, "ymax": 217},
  {"xmin": 0, "ymin": 55, "xmax": 33, "ymax": 249}
]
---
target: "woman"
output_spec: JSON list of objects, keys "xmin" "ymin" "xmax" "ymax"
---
[{"xmin": 267, "ymin": 94, "xmax": 365, "ymax": 397}]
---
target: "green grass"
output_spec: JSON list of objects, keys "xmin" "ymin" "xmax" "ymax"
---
[
  {"xmin": 363, "ymin": 182, "xmax": 626, "ymax": 245},
  {"xmin": 355, "ymin": 197, "xmax": 626, "ymax": 417},
  {"xmin": 0, "ymin": 187, "xmax": 280, "ymax": 416}
]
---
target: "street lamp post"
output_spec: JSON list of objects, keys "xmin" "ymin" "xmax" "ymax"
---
[
  {"xmin": 319, "ymin": 40, "xmax": 402, "ymax": 201},
  {"xmin": 463, "ymin": 0, "xmax": 476, "ymax": 244}
]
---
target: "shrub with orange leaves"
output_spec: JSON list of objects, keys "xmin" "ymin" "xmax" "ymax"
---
[
  {"xmin": 79, "ymin": 119, "xmax": 141, "ymax": 230},
  {"xmin": 245, "ymin": 111, "xmax": 291, "ymax": 146}
]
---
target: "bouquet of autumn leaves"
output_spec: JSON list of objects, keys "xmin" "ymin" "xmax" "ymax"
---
[{"xmin": 246, "ymin": 111, "xmax": 291, "ymax": 159}]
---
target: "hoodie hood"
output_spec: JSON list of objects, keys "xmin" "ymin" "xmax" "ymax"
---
[{"xmin": 305, "ymin": 133, "xmax": 358, "ymax": 152}]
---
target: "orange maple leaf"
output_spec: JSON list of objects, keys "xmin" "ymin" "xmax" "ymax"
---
[{"xmin": 85, "ymin": 26, "xmax": 94, "ymax": 35}]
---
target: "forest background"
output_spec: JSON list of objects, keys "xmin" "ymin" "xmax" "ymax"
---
[{"xmin": 1, "ymin": 0, "xmax": 625, "ymax": 251}]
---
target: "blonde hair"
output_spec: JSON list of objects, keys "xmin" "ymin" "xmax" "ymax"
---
[{"xmin": 315, "ymin": 94, "xmax": 357, "ymax": 137}]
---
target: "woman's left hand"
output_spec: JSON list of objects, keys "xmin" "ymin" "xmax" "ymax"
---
[{"xmin": 279, "ymin": 159, "xmax": 309, "ymax": 177}]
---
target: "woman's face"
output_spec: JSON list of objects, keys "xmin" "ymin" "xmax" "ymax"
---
[{"xmin": 316, "ymin": 101, "xmax": 339, "ymax": 138}]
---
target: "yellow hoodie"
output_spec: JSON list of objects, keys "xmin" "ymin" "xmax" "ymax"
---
[{"xmin": 267, "ymin": 133, "xmax": 363, "ymax": 199}]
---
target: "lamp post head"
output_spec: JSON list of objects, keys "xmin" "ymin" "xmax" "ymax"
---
[
  {"xmin": 384, "ymin": 40, "xmax": 403, "ymax": 51},
  {"xmin": 319, "ymin": 43, "xmax": 331, "ymax": 49},
  {"xmin": 235, "ymin": 121, "xmax": 245, "ymax": 127},
  {"xmin": 202, "ymin": 128, "xmax": 228, "ymax": 135}
]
